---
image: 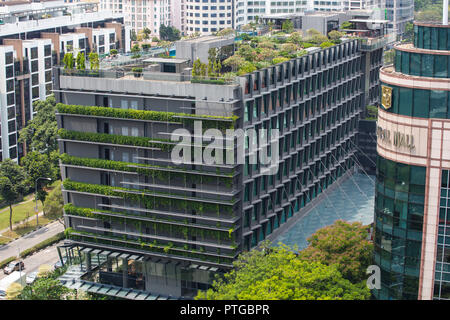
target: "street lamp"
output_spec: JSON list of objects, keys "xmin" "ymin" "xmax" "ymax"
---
[{"xmin": 35, "ymin": 177, "xmax": 52, "ymax": 226}]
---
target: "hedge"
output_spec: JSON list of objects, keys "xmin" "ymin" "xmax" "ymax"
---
[
  {"xmin": 60, "ymin": 153, "xmax": 233, "ymax": 187},
  {"xmin": 58, "ymin": 129, "xmax": 174, "ymax": 152},
  {"xmin": 64, "ymin": 203, "xmax": 235, "ymax": 242},
  {"xmin": 65, "ymin": 228, "xmax": 235, "ymax": 265},
  {"xmin": 56, "ymin": 103, "xmax": 237, "ymax": 131},
  {"xmin": 191, "ymin": 78, "xmax": 226, "ymax": 85},
  {"xmin": 19, "ymin": 232, "xmax": 65, "ymax": 259},
  {"xmin": 62, "ymin": 179, "xmax": 234, "ymax": 215},
  {"xmin": 0, "ymin": 256, "xmax": 17, "ymax": 269}
]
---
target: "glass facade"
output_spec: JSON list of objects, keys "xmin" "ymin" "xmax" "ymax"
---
[
  {"xmin": 414, "ymin": 25, "xmax": 450, "ymax": 51},
  {"xmin": 394, "ymin": 50, "xmax": 450, "ymax": 78},
  {"xmin": 373, "ymin": 156, "xmax": 426, "ymax": 300},
  {"xmin": 434, "ymin": 170, "xmax": 450, "ymax": 300},
  {"xmin": 380, "ymin": 83, "xmax": 450, "ymax": 119}
]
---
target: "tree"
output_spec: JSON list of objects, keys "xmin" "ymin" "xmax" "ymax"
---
[
  {"xmin": 159, "ymin": 24, "xmax": 181, "ymax": 41},
  {"xmin": 18, "ymin": 95, "xmax": 58, "ymax": 158},
  {"xmin": 75, "ymin": 51, "xmax": 85, "ymax": 70},
  {"xmin": 19, "ymin": 276, "xmax": 73, "ymax": 300},
  {"xmin": 415, "ymin": 2, "xmax": 449, "ymax": 22},
  {"xmin": 237, "ymin": 61, "xmax": 256, "ymax": 75},
  {"xmin": 383, "ymin": 49, "xmax": 395, "ymax": 65},
  {"xmin": 20, "ymin": 151, "xmax": 56, "ymax": 214},
  {"xmin": 328, "ymin": 30, "xmax": 345, "ymax": 42},
  {"xmin": 62, "ymin": 52, "xmax": 74, "ymax": 70},
  {"xmin": 298, "ymin": 220, "xmax": 373, "ymax": 284},
  {"xmin": 196, "ymin": 242, "xmax": 370, "ymax": 300},
  {"xmin": 287, "ymin": 31, "xmax": 302, "ymax": 45},
  {"xmin": 281, "ymin": 20, "xmax": 294, "ymax": 33},
  {"xmin": 0, "ymin": 159, "xmax": 26, "ymax": 230},
  {"xmin": 130, "ymin": 30, "xmax": 137, "ymax": 41},
  {"xmin": 131, "ymin": 44, "xmax": 141, "ymax": 59},
  {"xmin": 43, "ymin": 182, "xmax": 64, "ymax": 221},
  {"xmin": 223, "ymin": 55, "xmax": 245, "ymax": 72},
  {"xmin": 88, "ymin": 52, "xmax": 99, "ymax": 70}
]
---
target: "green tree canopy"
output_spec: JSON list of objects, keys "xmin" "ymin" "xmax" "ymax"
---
[
  {"xmin": 75, "ymin": 51, "xmax": 85, "ymax": 70},
  {"xmin": 159, "ymin": 24, "xmax": 181, "ymax": 41},
  {"xmin": 196, "ymin": 242, "xmax": 370, "ymax": 300},
  {"xmin": 18, "ymin": 95, "xmax": 58, "ymax": 157},
  {"xmin": 0, "ymin": 159, "xmax": 26, "ymax": 230},
  {"xmin": 19, "ymin": 275, "xmax": 74, "ymax": 300},
  {"xmin": 298, "ymin": 220, "xmax": 373, "ymax": 284},
  {"xmin": 88, "ymin": 52, "xmax": 99, "ymax": 70},
  {"xmin": 20, "ymin": 151, "xmax": 56, "ymax": 211},
  {"xmin": 62, "ymin": 52, "xmax": 74, "ymax": 70},
  {"xmin": 281, "ymin": 20, "xmax": 294, "ymax": 33},
  {"xmin": 43, "ymin": 181, "xmax": 64, "ymax": 220}
]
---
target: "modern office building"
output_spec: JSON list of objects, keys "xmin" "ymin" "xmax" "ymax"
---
[
  {"xmin": 0, "ymin": 0, "xmax": 130, "ymax": 161},
  {"xmin": 53, "ymin": 26, "xmax": 386, "ymax": 298},
  {"xmin": 374, "ymin": 19, "xmax": 450, "ymax": 299},
  {"xmin": 384, "ymin": 0, "xmax": 414, "ymax": 37}
]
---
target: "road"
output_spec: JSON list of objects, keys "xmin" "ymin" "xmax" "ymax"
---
[
  {"xmin": 0, "ymin": 220, "xmax": 65, "ymax": 261},
  {"xmin": 0, "ymin": 241, "xmax": 62, "ymax": 281}
]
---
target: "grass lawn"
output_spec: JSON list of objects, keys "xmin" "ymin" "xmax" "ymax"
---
[
  {"xmin": 0, "ymin": 180, "xmax": 62, "ymax": 238},
  {"xmin": 0, "ymin": 199, "xmax": 43, "ymax": 232},
  {"xmin": 0, "ymin": 215, "xmax": 60, "ymax": 244}
]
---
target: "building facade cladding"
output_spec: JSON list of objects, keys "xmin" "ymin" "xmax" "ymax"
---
[
  {"xmin": 0, "ymin": 3, "xmax": 129, "ymax": 161},
  {"xmin": 99, "ymin": 0, "xmax": 174, "ymax": 35},
  {"xmin": 54, "ymin": 38, "xmax": 374, "ymax": 297},
  {"xmin": 185, "ymin": 0, "xmax": 234, "ymax": 35},
  {"xmin": 374, "ymin": 23, "xmax": 450, "ymax": 300},
  {"xmin": 239, "ymin": 39, "xmax": 367, "ymax": 248},
  {"xmin": 384, "ymin": 0, "xmax": 414, "ymax": 36}
]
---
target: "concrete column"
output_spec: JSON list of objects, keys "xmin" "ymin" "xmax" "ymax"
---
[
  {"xmin": 86, "ymin": 252, "xmax": 92, "ymax": 272},
  {"xmin": 122, "ymin": 258, "xmax": 128, "ymax": 288}
]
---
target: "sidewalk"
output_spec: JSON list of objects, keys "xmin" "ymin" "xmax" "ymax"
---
[{"xmin": 0, "ymin": 220, "xmax": 65, "ymax": 261}]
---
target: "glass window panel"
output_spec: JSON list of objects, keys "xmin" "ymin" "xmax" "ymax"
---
[
  {"xmin": 430, "ymin": 90, "xmax": 447, "ymax": 118},
  {"xmin": 399, "ymin": 88, "xmax": 413, "ymax": 116},
  {"xmin": 410, "ymin": 53, "xmax": 421, "ymax": 76},
  {"xmin": 435, "ymin": 55, "xmax": 448, "ymax": 78},
  {"xmin": 421, "ymin": 54, "xmax": 434, "ymax": 77},
  {"xmin": 413, "ymin": 89, "xmax": 429, "ymax": 118}
]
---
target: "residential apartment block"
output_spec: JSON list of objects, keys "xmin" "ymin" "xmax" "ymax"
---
[
  {"xmin": 0, "ymin": 0, "xmax": 131, "ymax": 161},
  {"xmin": 99, "ymin": 0, "xmax": 176, "ymax": 36}
]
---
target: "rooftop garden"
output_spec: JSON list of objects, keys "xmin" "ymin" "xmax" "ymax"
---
[{"xmin": 192, "ymin": 28, "xmax": 346, "ymax": 81}]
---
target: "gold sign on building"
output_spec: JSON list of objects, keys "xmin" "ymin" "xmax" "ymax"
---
[{"xmin": 381, "ymin": 86, "xmax": 392, "ymax": 110}]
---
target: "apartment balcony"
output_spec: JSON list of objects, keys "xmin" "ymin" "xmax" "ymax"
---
[{"xmin": 358, "ymin": 34, "xmax": 397, "ymax": 52}]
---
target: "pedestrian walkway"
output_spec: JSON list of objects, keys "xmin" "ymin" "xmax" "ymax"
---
[{"xmin": 0, "ymin": 220, "xmax": 65, "ymax": 260}]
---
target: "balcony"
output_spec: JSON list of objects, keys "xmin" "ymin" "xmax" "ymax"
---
[{"xmin": 358, "ymin": 34, "xmax": 397, "ymax": 51}]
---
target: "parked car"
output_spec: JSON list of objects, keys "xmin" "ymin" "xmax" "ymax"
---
[
  {"xmin": 26, "ymin": 271, "xmax": 38, "ymax": 285},
  {"xmin": 53, "ymin": 257, "xmax": 67, "ymax": 269},
  {"xmin": 0, "ymin": 289, "xmax": 6, "ymax": 300},
  {"xmin": 3, "ymin": 261, "xmax": 24, "ymax": 275}
]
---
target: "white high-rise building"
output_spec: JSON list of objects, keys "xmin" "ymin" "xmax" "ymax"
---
[
  {"xmin": 99, "ymin": 0, "xmax": 176, "ymax": 36},
  {"xmin": 185, "ymin": 0, "xmax": 234, "ymax": 35}
]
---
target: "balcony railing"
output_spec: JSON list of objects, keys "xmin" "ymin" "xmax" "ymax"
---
[{"xmin": 358, "ymin": 34, "xmax": 397, "ymax": 51}]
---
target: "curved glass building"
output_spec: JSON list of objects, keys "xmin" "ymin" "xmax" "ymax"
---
[{"xmin": 374, "ymin": 22, "xmax": 450, "ymax": 300}]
